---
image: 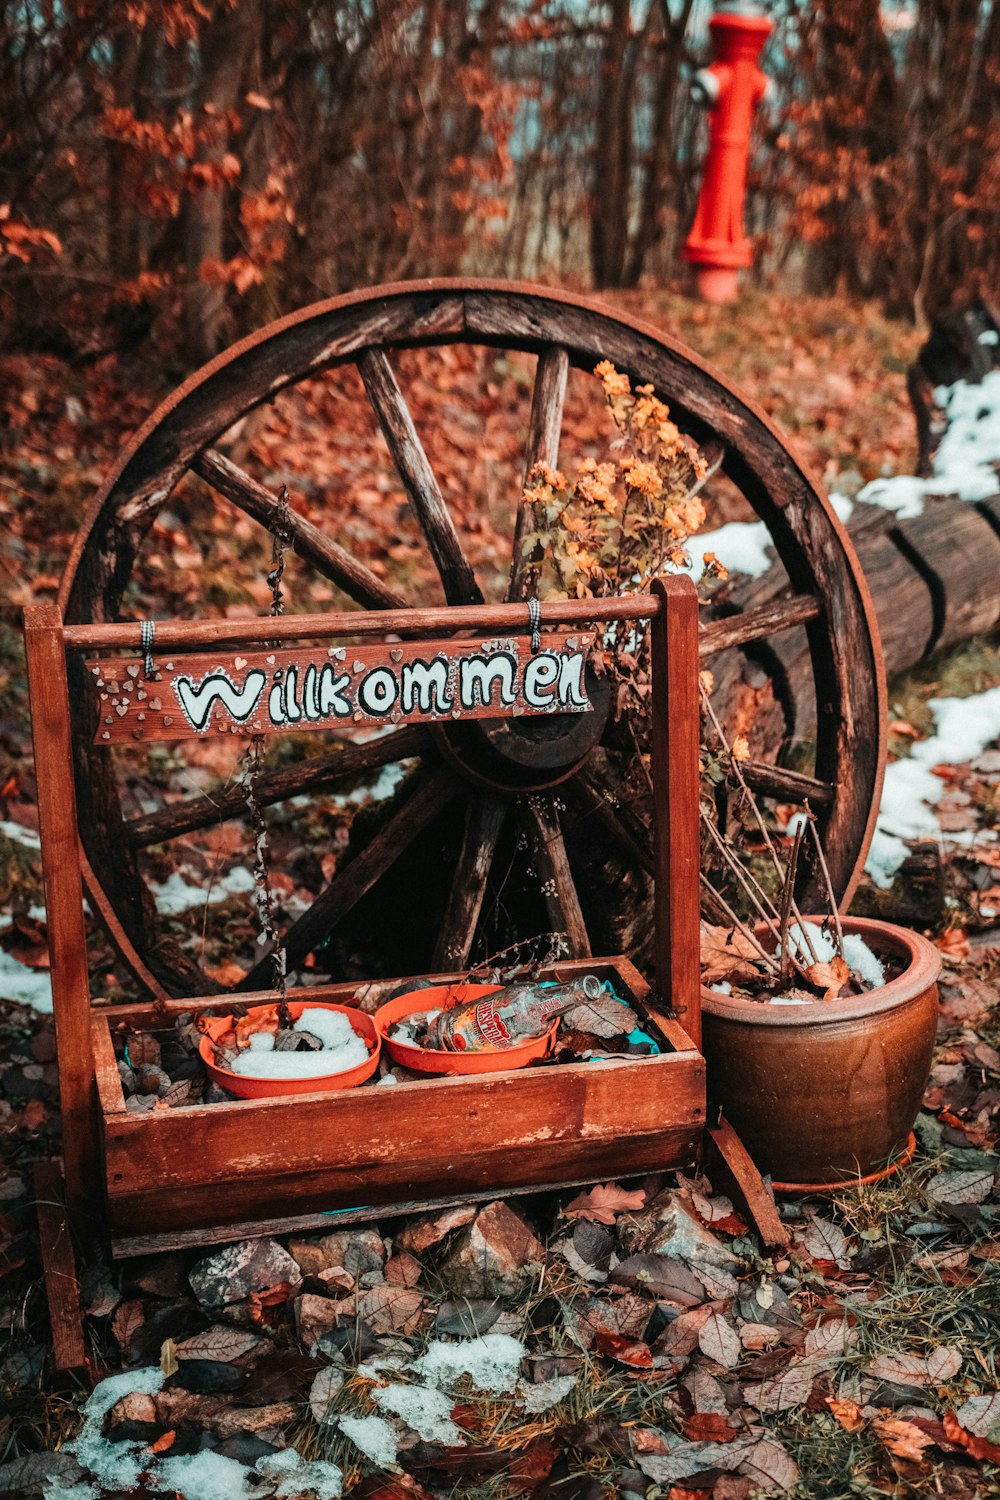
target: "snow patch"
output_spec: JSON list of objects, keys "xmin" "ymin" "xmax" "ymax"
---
[
  {"xmin": 230, "ymin": 1007, "xmax": 370, "ymax": 1080},
  {"xmin": 45, "ymin": 1368, "xmax": 165, "ymax": 1498},
  {"xmin": 778, "ymin": 921, "xmax": 884, "ymax": 988},
  {"xmin": 338, "ymin": 1414, "xmax": 399, "ymax": 1466},
  {"xmin": 859, "ymin": 368, "xmax": 1000, "ymax": 518},
  {"xmin": 0, "ymin": 818, "xmax": 40, "ymax": 849},
  {"xmin": 867, "ymin": 685, "xmax": 1000, "ymax": 885},
  {"xmin": 374, "ymin": 1382, "xmax": 466, "ymax": 1444},
  {"xmin": 151, "ymin": 865, "xmax": 255, "ymax": 916},
  {"xmin": 0, "ymin": 942, "xmax": 53, "ymax": 1012},
  {"xmin": 257, "ymin": 1448, "xmax": 343, "ymax": 1499},
  {"xmin": 414, "ymin": 1333, "xmax": 526, "ymax": 1394},
  {"xmin": 156, "ymin": 1450, "xmax": 258, "ymax": 1500}
]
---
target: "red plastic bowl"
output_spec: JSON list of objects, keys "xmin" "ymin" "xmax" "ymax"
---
[
  {"xmin": 374, "ymin": 983, "xmax": 557, "ymax": 1076},
  {"xmin": 199, "ymin": 1000, "xmax": 380, "ymax": 1099}
]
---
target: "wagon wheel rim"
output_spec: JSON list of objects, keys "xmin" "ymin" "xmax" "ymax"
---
[{"xmin": 58, "ymin": 278, "xmax": 886, "ymax": 1001}]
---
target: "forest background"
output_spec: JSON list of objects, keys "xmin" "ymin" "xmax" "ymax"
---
[{"xmin": 1, "ymin": 0, "xmax": 998, "ymax": 374}]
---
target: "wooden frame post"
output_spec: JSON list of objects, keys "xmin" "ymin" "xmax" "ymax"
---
[
  {"xmin": 23, "ymin": 604, "xmax": 100, "ymax": 1216},
  {"xmin": 650, "ymin": 576, "xmax": 702, "ymax": 1047}
]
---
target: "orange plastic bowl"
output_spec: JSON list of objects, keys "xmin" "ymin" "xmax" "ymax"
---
[
  {"xmin": 374, "ymin": 983, "xmax": 557, "ymax": 1076},
  {"xmin": 199, "ymin": 1000, "xmax": 380, "ymax": 1099}
]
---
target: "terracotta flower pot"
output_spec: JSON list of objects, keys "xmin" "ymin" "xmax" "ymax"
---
[{"xmin": 701, "ymin": 917, "xmax": 940, "ymax": 1191}]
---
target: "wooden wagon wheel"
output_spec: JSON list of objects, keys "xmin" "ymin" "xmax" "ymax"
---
[{"xmin": 58, "ymin": 280, "xmax": 885, "ymax": 1001}]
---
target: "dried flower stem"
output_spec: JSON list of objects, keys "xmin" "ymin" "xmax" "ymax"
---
[
  {"xmin": 777, "ymin": 822, "xmax": 805, "ymax": 987},
  {"xmin": 699, "ymin": 683, "xmax": 821, "ymax": 965},
  {"xmin": 805, "ymin": 804, "xmax": 845, "ymax": 960},
  {"xmin": 699, "ymin": 871, "xmax": 782, "ymax": 975},
  {"xmin": 700, "ymin": 811, "xmax": 812, "ymax": 984}
]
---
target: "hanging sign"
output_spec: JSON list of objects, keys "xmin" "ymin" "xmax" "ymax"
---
[{"xmin": 87, "ymin": 631, "xmax": 596, "ymax": 745}]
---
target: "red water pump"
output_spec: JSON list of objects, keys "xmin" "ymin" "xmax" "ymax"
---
[{"xmin": 684, "ymin": 0, "xmax": 772, "ymax": 303}]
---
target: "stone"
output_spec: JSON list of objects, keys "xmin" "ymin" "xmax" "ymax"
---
[
  {"xmin": 294, "ymin": 1292, "xmax": 355, "ymax": 1349},
  {"xmin": 437, "ymin": 1200, "xmax": 544, "ymax": 1298},
  {"xmin": 108, "ymin": 1393, "xmax": 158, "ymax": 1426},
  {"xmin": 286, "ymin": 1238, "xmax": 329, "ymax": 1277},
  {"xmin": 643, "ymin": 1194, "xmax": 741, "ymax": 1290},
  {"xmin": 189, "ymin": 1238, "xmax": 302, "ymax": 1309},
  {"xmin": 315, "ymin": 1228, "xmax": 386, "ymax": 1283}
]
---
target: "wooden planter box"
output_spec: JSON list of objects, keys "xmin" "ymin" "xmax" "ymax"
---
[{"xmin": 92, "ymin": 957, "xmax": 705, "ymax": 1257}]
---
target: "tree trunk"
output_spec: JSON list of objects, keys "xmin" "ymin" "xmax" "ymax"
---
[{"xmin": 182, "ymin": 2, "xmax": 259, "ymax": 365}]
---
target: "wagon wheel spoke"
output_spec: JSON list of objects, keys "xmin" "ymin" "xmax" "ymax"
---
[
  {"xmin": 521, "ymin": 795, "xmax": 591, "ymax": 958},
  {"xmin": 432, "ymin": 794, "xmax": 507, "ymax": 971},
  {"xmin": 238, "ymin": 766, "xmax": 460, "ymax": 991},
  {"xmin": 125, "ymin": 724, "xmax": 429, "ymax": 849},
  {"xmin": 357, "ymin": 347, "xmax": 484, "ymax": 606},
  {"xmin": 508, "ymin": 345, "xmax": 569, "ymax": 601},
  {"xmin": 193, "ymin": 448, "xmax": 406, "ymax": 611},
  {"xmin": 699, "ymin": 594, "xmax": 821, "ymax": 658},
  {"xmin": 741, "ymin": 761, "xmax": 832, "ymax": 809},
  {"xmin": 564, "ymin": 771, "xmax": 655, "ymax": 878}
]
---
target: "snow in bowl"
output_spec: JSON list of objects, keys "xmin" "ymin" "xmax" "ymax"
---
[{"xmin": 199, "ymin": 1001, "xmax": 380, "ymax": 1099}]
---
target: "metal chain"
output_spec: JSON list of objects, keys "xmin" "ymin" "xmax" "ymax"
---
[{"xmin": 240, "ymin": 485, "xmax": 293, "ymax": 996}]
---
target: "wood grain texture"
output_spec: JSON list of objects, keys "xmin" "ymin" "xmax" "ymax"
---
[
  {"xmin": 650, "ymin": 577, "xmax": 702, "ymax": 1046},
  {"xmin": 431, "ymin": 795, "xmax": 506, "ymax": 970},
  {"xmin": 65, "ymin": 596, "xmax": 655, "ymax": 651},
  {"xmin": 522, "ymin": 795, "xmax": 591, "ymax": 957},
  {"xmin": 891, "ymin": 497, "xmax": 1000, "ymax": 652},
  {"xmin": 509, "ymin": 345, "xmax": 569, "ymax": 600},
  {"xmin": 101, "ymin": 1051, "xmax": 705, "ymax": 1235},
  {"xmin": 33, "ymin": 1161, "xmax": 87, "ymax": 1371},
  {"xmin": 358, "ymin": 347, "xmax": 483, "ymax": 605},
  {"xmin": 238, "ymin": 768, "xmax": 461, "ymax": 989},
  {"xmin": 126, "ymin": 724, "xmax": 428, "ymax": 846},
  {"xmin": 194, "ymin": 448, "xmax": 407, "ymax": 610},
  {"xmin": 23, "ymin": 606, "xmax": 100, "ymax": 1212},
  {"xmin": 703, "ymin": 1117, "xmax": 789, "ymax": 1248},
  {"xmin": 741, "ymin": 761, "xmax": 832, "ymax": 809},
  {"xmin": 87, "ymin": 632, "xmax": 595, "ymax": 745},
  {"xmin": 699, "ymin": 594, "xmax": 821, "ymax": 658}
]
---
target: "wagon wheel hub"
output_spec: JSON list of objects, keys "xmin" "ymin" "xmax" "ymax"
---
[{"xmin": 434, "ymin": 667, "xmax": 613, "ymax": 792}]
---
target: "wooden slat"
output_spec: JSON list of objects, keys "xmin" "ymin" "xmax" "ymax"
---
[
  {"xmin": 23, "ymin": 606, "xmax": 99, "ymax": 1214},
  {"xmin": 649, "ymin": 577, "xmax": 701, "ymax": 1047},
  {"xmin": 101, "ymin": 1052, "xmax": 705, "ymax": 1235},
  {"xmin": 509, "ymin": 345, "xmax": 569, "ymax": 600},
  {"xmin": 193, "ymin": 449, "xmax": 407, "ymax": 610},
  {"xmin": 699, "ymin": 594, "xmax": 821, "ymax": 657},
  {"xmin": 703, "ymin": 1117, "xmax": 789, "ymax": 1248},
  {"xmin": 111, "ymin": 1174, "xmax": 643, "ymax": 1258},
  {"xmin": 33, "ymin": 1161, "xmax": 86, "ymax": 1371},
  {"xmin": 92, "ymin": 1016, "xmax": 127, "ymax": 1115},
  {"xmin": 126, "ymin": 724, "xmax": 428, "ymax": 847},
  {"xmin": 238, "ymin": 768, "xmax": 461, "ymax": 989},
  {"xmin": 431, "ymin": 796, "xmax": 506, "ymax": 970},
  {"xmin": 95, "ymin": 954, "xmax": 636, "ymax": 1025},
  {"xmin": 88, "ymin": 632, "xmax": 595, "ymax": 745},
  {"xmin": 522, "ymin": 797, "xmax": 591, "ymax": 957},
  {"xmin": 742, "ymin": 760, "xmax": 832, "ymax": 808},
  {"xmin": 65, "ymin": 594, "xmax": 659, "ymax": 651},
  {"xmin": 358, "ymin": 347, "xmax": 483, "ymax": 605}
]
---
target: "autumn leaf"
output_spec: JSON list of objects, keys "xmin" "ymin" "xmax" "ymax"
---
[
  {"xmin": 682, "ymin": 1413, "xmax": 740, "ymax": 1444},
  {"xmin": 697, "ymin": 1308, "xmax": 741, "ymax": 1369},
  {"xmin": 149, "ymin": 1430, "xmax": 176, "ymax": 1454},
  {"xmin": 593, "ymin": 1329, "xmax": 653, "ymax": 1367},
  {"xmin": 700, "ymin": 922, "xmax": 764, "ymax": 985},
  {"xmin": 943, "ymin": 1411, "xmax": 1000, "ymax": 1465},
  {"xmin": 872, "ymin": 1417, "xmax": 933, "ymax": 1462},
  {"xmin": 804, "ymin": 954, "xmax": 850, "ymax": 999},
  {"xmin": 826, "ymin": 1397, "xmax": 864, "ymax": 1432},
  {"xmin": 563, "ymin": 1182, "xmax": 647, "ymax": 1225},
  {"xmin": 159, "ymin": 1338, "xmax": 178, "ymax": 1378}
]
